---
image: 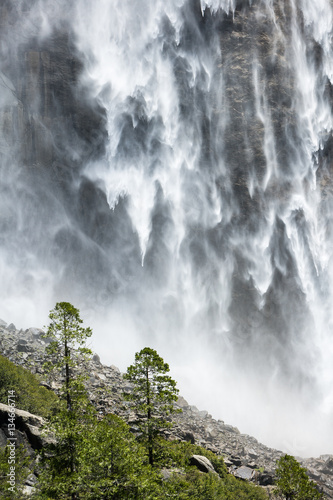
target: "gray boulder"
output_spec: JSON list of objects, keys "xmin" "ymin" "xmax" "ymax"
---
[
  {"xmin": 0, "ymin": 403, "xmax": 54, "ymax": 450},
  {"xmin": 26, "ymin": 328, "xmax": 45, "ymax": 339},
  {"xmin": 233, "ymin": 466, "xmax": 255, "ymax": 481},
  {"xmin": 190, "ymin": 455, "xmax": 217, "ymax": 474}
]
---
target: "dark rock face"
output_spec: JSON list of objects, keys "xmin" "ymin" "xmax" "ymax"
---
[{"xmin": 0, "ymin": 403, "xmax": 52, "ymax": 451}]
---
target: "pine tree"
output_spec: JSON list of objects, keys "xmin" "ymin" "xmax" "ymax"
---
[
  {"xmin": 40, "ymin": 302, "xmax": 93, "ymax": 500},
  {"xmin": 275, "ymin": 454, "xmax": 323, "ymax": 500},
  {"xmin": 43, "ymin": 301, "xmax": 92, "ymax": 411},
  {"xmin": 123, "ymin": 347, "xmax": 181, "ymax": 465}
]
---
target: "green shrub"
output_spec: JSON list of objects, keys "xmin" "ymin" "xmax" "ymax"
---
[
  {"xmin": 159, "ymin": 463, "xmax": 268, "ymax": 499},
  {"xmin": 0, "ymin": 444, "xmax": 31, "ymax": 499},
  {"xmin": 275, "ymin": 454, "xmax": 323, "ymax": 500},
  {"xmin": 154, "ymin": 438, "xmax": 227, "ymax": 476},
  {"xmin": 152, "ymin": 438, "xmax": 267, "ymax": 499},
  {"xmin": 0, "ymin": 355, "xmax": 58, "ymax": 417}
]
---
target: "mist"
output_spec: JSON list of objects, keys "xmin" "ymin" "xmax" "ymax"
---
[{"xmin": 1, "ymin": 0, "xmax": 333, "ymax": 458}]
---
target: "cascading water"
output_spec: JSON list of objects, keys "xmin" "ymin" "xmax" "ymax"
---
[{"xmin": 0, "ymin": 0, "xmax": 333, "ymax": 456}]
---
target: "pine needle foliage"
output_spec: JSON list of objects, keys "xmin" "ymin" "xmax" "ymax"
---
[
  {"xmin": 123, "ymin": 347, "xmax": 181, "ymax": 465},
  {"xmin": 275, "ymin": 454, "xmax": 323, "ymax": 500},
  {"xmin": 43, "ymin": 302, "xmax": 92, "ymax": 411}
]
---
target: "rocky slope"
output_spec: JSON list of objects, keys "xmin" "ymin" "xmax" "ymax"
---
[{"xmin": 1, "ymin": 319, "xmax": 332, "ymax": 498}]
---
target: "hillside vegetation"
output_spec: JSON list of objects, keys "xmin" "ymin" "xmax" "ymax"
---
[
  {"xmin": 0, "ymin": 354, "xmax": 58, "ymax": 417},
  {"xmin": 0, "ymin": 304, "xmax": 324, "ymax": 499}
]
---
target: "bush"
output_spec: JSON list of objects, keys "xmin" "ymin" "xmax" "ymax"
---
[
  {"xmin": 0, "ymin": 445, "xmax": 31, "ymax": 499},
  {"xmin": 275, "ymin": 454, "xmax": 323, "ymax": 500},
  {"xmin": 152, "ymin": 439, "xmax": 267, "ymax": 499},
  {"xmin": 0, "ymin": 355, "xmax": 58, "ymax": 417},
  {"xmin": 154, "ymin": 438, "xmax": 228, "ymax": 477}
]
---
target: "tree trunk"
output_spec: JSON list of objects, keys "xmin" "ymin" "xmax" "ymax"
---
[
  {"xmin": 64, "ymin": 323, "xmax": 72, "ymax": 412},
  {"xmin": 64, "ymin": 314, "xmax": 76, "ymax": 496},
  {"xmin": 146, "ymin": 367, "xmax": 153, "ymax": 466}
]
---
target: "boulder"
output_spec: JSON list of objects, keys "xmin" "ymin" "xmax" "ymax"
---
[
  {"xmin": 110, "ymin": 365, "xmax": 120, "ymax": 373},
  {"xmin": 233, "ymin": 466, "xmax": 255, "ymax": 481},
  {"xmin": 230, "ymin": 456, "xmax": 242, "ymax": 466},
  {"xmin": 92, "ymin": 353, "xmax": 101, "ymax": 363},
  {"xmin": 176, "ymin": 396, "xmax": 190, "ymax": 408},
  {"xmin": 224, "ymin": 424, "xmax": 240, "ymax": 434},
  {"xmin": 190, "ymin": 455, "xmax": 217, "ymax": 474},
  {"xmin": 198, "ymin": 410, "xmax": 209, "ymax": 418},
  {"xmin": 0, "ymin": 403, "xmax": 54, "ymax": 450},
  {"xmin": 259, "ymin": 472, "xmax": 274, "ymax": 486},
  {"xmin": 26, "ymin": 328, "xmax": 45, "ymax": 339},
  {"xmin": 322, "ymin": 458, "xmax": 333, "ymax": 473},
  {"xmin": 161, "ymin": 468, "xmax": 185, "ymax": 480},
  {"xmin": 22, "ymin": 485, "xmax": 36, "ymax": 496},
  {"xmin": 182, "ymin": 431, "xmax": 195, "ymax": 444},
  {"xmin": 246, "ymin": 448, "xmax": 259, "ymax": 459},
  {"xmin": 17, "ymin": 344, "xmax": 33, "ymax": 353}
]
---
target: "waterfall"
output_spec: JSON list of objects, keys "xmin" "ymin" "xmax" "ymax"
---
[{"xmin": 0, "ymin": 0, "xmax": 333, "ymax": 456}]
